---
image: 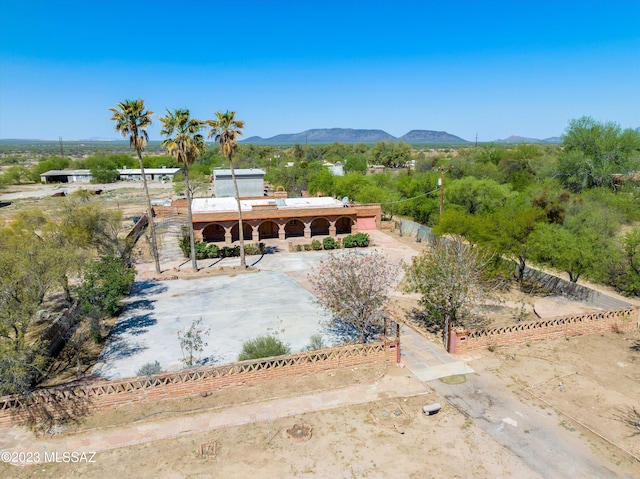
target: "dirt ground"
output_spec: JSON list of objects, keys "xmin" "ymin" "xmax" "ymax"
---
[{"xmin": 3, "ymin": 331, "xmax": 638, "ymax": 479}]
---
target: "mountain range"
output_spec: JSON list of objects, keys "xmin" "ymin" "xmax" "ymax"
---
[{"xmin": 241, "ymin": 128, "xmax": 562, "ymax": 145}]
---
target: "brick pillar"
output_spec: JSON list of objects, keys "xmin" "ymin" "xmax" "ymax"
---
[
  {"xmin": 224, "ymin": 227, "xmax": 232, "ymax": 245},
  {"xmin": 304, "ymin": 221, "xmax": 312, "ymax": 239},
  {"xmin": 329, "ymin": 221, "xmax": 337, "ymax": 237},
  {"xmin": 278, "ymin": 223, "xmax": 286, "ymax": 241},
  {"xmin": 252, "ymin": 225, "xmax": 259, "ymax": 242}
]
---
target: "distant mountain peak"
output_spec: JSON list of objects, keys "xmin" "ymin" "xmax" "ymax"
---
[
  {"xmin": 400, "ymin": 130, "xmax": 468, "ymax": 143},
  {"xmin": 495, "ymin": 135, "xmax": 561, "ymax": 144},
  {"xmin": 241, "ymin": 128, "xmax": 468, "ymax": 144}
]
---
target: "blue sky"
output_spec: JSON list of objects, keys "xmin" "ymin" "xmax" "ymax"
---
[{"xmin": 1, "ymin": 0, "xmax": 639, "ymax": 142}]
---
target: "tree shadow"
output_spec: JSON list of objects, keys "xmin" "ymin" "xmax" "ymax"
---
[
  {"xmin": 130, "ymin": 280, "xmax": 168, "ymax": 297},
  {"xmin": 110, "ymin": 313, "xmax": 157, "ymax": 336},
  {"xmin": 124, "ymin": 299, "xmax": 155, "ymax": 313},
  {"xmin": 18, "ymin": 386, "xmax": 94, "ymax": 429},
  {"xmin": 99, "ymin": 336, "xmax": 147, "ymax": 362},
  {"xmin": 406, "ymin": 308, "xmax": 442, "ymax": 334},
  {"xmin": 323, "ymin": 317, "xmax": 384, "ymax": 344},
  {"xmin": 612, "ymin": 405, "xmax": 640, "ymax": 437}
]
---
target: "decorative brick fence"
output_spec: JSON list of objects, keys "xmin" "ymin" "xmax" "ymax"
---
[
  {"xmin": 450, "ymin": 307, "xmax": 639, "ymax": 354},
  {"xmin": 0, "ymin": 339, "xmax": 399, "ymax": 426}
]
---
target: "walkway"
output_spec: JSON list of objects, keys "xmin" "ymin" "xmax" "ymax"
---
[
  {"xmin": 400, "ymin": 325, "xmax": 474, "ymax": 381},
  {"xmin": 0, "ymin": 370, "xmax": 428, "ymax": 460}
]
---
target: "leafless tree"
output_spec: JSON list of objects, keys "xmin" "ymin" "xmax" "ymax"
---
[{"xmin": 308, "ymin": 250, "xmax": 401, "ymax": 343}]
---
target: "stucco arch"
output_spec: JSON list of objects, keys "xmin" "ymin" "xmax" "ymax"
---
[
  {"xmin": 335, "ymin": 216, "xmax": 354, "ymax": 234},
  {"xmin": 310, "ymin": 217, "xmax": 330, "ymax": 236},
  {"xmin": 230, "ymin": 222, "xmax": 253, "ymax": 242},
  {"xmin": 202, "ymin": 223, "xmax": 226, "ymax": 242},
  {"xmin": 285, "ymin": 218, "xmax": 305, "ymax": 238},
  {"xmin": 257, "ymin": 220, "xmax": 279, "ymax": 239}
]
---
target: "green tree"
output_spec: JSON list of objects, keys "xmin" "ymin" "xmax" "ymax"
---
[
  {"xmin": 109, "ymin": 99, "xmax": 161, "ymax": 274},
  {"xmin": 238, "ymin": 334, "xmax": 291, "ymax": 361},
  {"xmin": 529, "ymin": 223, "xmax": 599, "ymax": 283},
  {"xmin": 371, "ymin": 141, "xmax": 411, "ymax": 167},
  {"xmin": 556, "ymin": 117, "xmax": 640, "ymax": 192},
  {"xmin": 88, "ymin": 156, "xmax": 119, "ymax": 183},
  {"xmin": 403, "ymin": 236, "xmax": 498, "ymax": 346},
  {"xmin": 615, "ymin": 229, "xmax": 640, "ymax": 296},
  {"xmin": 445, "ymin": 177, "xmax": 515, "ymax": 214},
  {"xmin": 160, "ymin": 109, "xmax": 206, "ymax": 271},
  {"xmin": 78, "ymin": 256, "xmax": 135, "ymax": 318},
  {"xmin": 207, "ymin": 111, "xmax": 247, "ymax": 267}
]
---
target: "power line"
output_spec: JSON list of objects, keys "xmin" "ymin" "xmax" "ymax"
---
[{"xmin": 380, "ymin": 187, "xmax": 440, "ymax": 206}]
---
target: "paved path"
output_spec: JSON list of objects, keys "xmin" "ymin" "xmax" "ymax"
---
[
  {"xmin": 400, "ymin": 325, "xmax": 474, "ymax": 381},
  {"xmin": 0, "ymin": 372, "xmax": 428, "ymax": 461}
]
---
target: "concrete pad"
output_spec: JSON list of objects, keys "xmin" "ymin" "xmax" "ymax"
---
[{"xmin": 93, "ymin": 271, "xmax": 330, "ymax": 379}]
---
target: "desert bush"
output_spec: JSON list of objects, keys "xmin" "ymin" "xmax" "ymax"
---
[
  {"xmin": 238, "ymin": 335, "xmax": 291, "ymax": 361},
  {"xmin": 322, "ymin": 237, "xmax": 339, "ymax": 250},
  {"xmin": 136, "ymin": 361, "xmax": 164, "ymax": 376},
  {"xmin": 342, "ymin": 232, "xmax": 370, "ymax": 248},
  {"xmin": 311, "ymin": 239, "xmax": 322, "ymax": 251}
]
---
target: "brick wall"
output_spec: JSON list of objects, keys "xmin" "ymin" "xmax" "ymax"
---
[
  {"xmin": 0, "ymin": 339, "xmax": 399, "ymax": 426},
  {"xmin": 451, "ymin": 307, "xmax": 639, "ymax": 354}
]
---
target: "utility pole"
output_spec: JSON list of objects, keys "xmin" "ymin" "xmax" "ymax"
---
[
  {"xmin": 439, "ymin": 168, "xmax": 445, "ymax": 215},
  {"xmin": 475, "ymin": 133, "xmax": 478, "ymax": 147},
  {"xmin": 59, "ymin": 136, "xmax": 64, "ymax": 156}
]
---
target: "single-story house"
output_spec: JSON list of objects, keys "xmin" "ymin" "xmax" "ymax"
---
[{"xmin": 188, "ymin": 196, "xmax": 381, "ymax": 244}]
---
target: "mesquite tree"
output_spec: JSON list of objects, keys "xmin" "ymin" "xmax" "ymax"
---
[
  {"xmin": 308, "ymin": 250, "xmax": 400, "ymax": 343},
  {"xmin": 403, "ymin": 235, "xmax": 499, "ymax": 345}
]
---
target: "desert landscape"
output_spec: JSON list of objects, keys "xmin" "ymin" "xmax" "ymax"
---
[{"xmin": 0, "ymin": 181, "xmax": 639, "ymax": 478}]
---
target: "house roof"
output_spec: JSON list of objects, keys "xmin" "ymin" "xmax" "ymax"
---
[
  {"xmin": 40, "ymin": 169, "xmax": 91, "ymax": 176},
  {"xmin": 213, "ymin": 168, "xmax": 266, "ymax": 178},
  {"xmin": 192, "ymin": 196, "xmax": 344, "ymax": 213}
]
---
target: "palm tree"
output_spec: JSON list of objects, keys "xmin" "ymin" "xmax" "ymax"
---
[
  {"xmin": 159, "ymin": 109, "xmax": 205, "ymax": 271},
  {"xmin": 207, "ymin": 111, "xmax": 247, "ymax": 267},
  {"xmin": 109, "ymin": 99, "xmax": 161, "ymax": 274}
]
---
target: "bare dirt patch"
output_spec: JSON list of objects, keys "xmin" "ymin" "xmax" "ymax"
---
[{"xmin": 470, "ymin": 330, "xmax": 640, "ymax": 467}]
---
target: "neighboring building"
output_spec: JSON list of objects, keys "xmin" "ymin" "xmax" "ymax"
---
[
  {"xmin": 189, "ymin": 196, "xmax": 381, "ymax": 244},
  {"xmin": 324, "ymin": 161, "xmax": 344, "ymax": 176},
  {"xmin": 40, "ymin": 169, "xmax": 92, "ymax": 183},
  {"xmin": 118, "ymin": 167, "xmax": 181, "ymax": 181},
  {"xmin": 40, "ymin": 167, "xmax": 181, "ymax": 183},
  {"xmin": 213, "ymin": 168, "xmax": 266, "ymax": 198}
]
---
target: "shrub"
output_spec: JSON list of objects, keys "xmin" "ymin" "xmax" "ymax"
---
[
  {"xmin": 311, "ymin": 239, "xmax": 322, "ymax": 251},
  {"xmin": 322, "ymin": 237, "xmax": 339, "ymax": 250},
  {"xmin": 206, "ymin": 243, "xmax": 219, "ymax": 258},
  {"xmin": 238, "ymin": 335, "xmax": 291, "ymax": 361},
  {"xmin": 296, "ymin": 244, "xmax": 302, "ymax": 252},
  {"xmin": 178, "ymin": 227, "xmax": 190, "ymax": 257},
  {"xmin": 220, "ymin": 245, "xmax": 241, "ymax": 257},
  {"xmin": 303, "ymin": 334, "xmax": 326, "ymax": 352},
  {"xmin": 343, "ymin": 233, "xmax": 370, "ymax": 248},
  {"xmin": 194, "ymin": 241, "xmax": 209, "ymax": 260},
  {"xmin": 304, "ymin": 244, "xmax": 312, "ymax": 251},
  {"xmin": 244, "ymin": 242, "xmax": 266, "ymax": 255},
  {"xmin": 136, "ymin": 361, "xmax": 164, "ymax": 376}
]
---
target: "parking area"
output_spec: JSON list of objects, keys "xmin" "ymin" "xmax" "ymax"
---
[{"xmin": 94, "ymin": 230, "xmax": 418, "ymax": 379}]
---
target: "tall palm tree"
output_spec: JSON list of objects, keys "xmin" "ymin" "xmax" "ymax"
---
[
  {"xmin": 207, "ymin": 111, "xmax": 247, "ymax": 267},
  {"xmin": 109, "ymin": 99, "xmax": 161, "ymax": 274},
  {"xmin": 159, "ymin": 109, "xmax": 205, "ymax": 271}
]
